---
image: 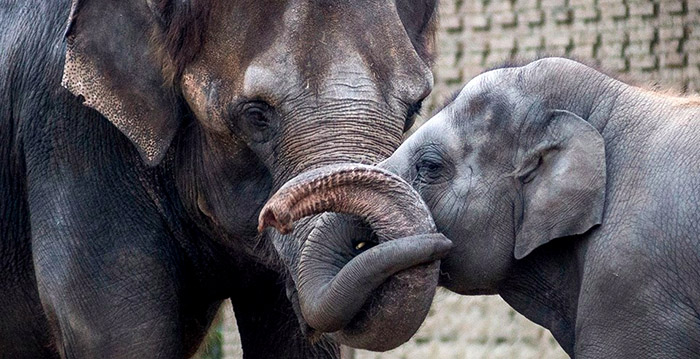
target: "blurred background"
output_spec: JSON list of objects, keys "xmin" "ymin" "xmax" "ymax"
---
[{"xmin": 197, "ymin": 0, "xmax": 699, "ymax": 358}]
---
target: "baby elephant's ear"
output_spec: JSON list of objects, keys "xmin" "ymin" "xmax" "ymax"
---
[
  {"xmin": 62, "ymin": 0, "xmax": 180, "ymax": 166},
  {"xmin": 512, "ymin": 110, "xmax": 606, "ymax": 260}
]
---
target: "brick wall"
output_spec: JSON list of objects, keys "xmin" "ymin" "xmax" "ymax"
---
[
  {"xmin": 216, "ymin": 1, "xmax": 699, "ymax": 358},
  {"xmin": 429, "ymin": 0, "xmax": 700, "ymax": 113}
]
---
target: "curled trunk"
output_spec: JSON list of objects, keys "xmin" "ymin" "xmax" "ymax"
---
[
  {"xmin": 259, "ymin": 163, "xmax": 451, "ymax": 350},
  {"xmin": 259, "ymin": 164, "xmax": 436, "ymax": 236}
]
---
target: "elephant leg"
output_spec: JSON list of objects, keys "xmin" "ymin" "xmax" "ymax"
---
[
  {"xmin": 230, "ymin": 266, "xmax": 340, "ymax": 359},
  {"xmin": 30, "ymin": 198, "xmax": 187, "ymax": 359},
  {"xmin": 0, "ymin": 177, "xmax": 56, "ymax": 358},
  {"xmin": 575, "ymin": 309, "xmax": 700, "ymax": 359},
  {"xmin": 0, "ymin": 241, "xmax": 57, "ymax": 359},
  {"xmin": 26, "ymin": 152, "xmax": 190, "ymax": 358}
]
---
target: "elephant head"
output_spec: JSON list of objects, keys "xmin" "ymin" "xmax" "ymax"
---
[
  {"xmin": 61, "ymin": 0, "xmax": 438, "ymax": 350},
  {"xmin": 379, "ymin": 58, "xmax": 608, "ymax": 294},
  {"xmin": 264, "ymin": 58, "xmax": 610, "ymax": 348}
]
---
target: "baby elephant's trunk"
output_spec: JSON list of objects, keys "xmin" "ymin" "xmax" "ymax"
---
[{"xmin": 259, "ymin": 163, "xmax": 451, "ymax": 351}]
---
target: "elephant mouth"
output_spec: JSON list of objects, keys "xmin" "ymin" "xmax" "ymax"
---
[{"xmin": 259, "ymin": 163, "xmax": 451, "ymax": 351}]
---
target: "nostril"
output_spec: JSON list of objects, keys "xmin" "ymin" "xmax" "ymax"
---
[{"xmin": 352, "ymin": 238, "xmax": 377, "ymax": 253}]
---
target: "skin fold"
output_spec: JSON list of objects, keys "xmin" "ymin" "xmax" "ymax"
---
[
  {"xmin": 0, "ymin": 0, "xmax": 438, "ymax": 357},
  {"xmin": 270, "ymin": 58, "xmax": 700, "ymax": 358}
]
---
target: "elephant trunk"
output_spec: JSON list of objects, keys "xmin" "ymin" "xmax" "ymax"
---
[
  {"xmin": 259, "ymin": 164, "xmax": 451, "ymax": 350},
  {"xmin": 297, "ymin": 232, "xmax": 449, "ymax": 333},
  {"xmin": 258, "ymin": 164, "xmax": 435, "ymax": 236}
]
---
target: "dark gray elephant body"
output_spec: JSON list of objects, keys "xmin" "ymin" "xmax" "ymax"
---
[
  {"xmin": 272, "ymin": 58, "xmax": 700, "ymax": 357},
  {"xmin": 0, "ymin": 0, "xmax": 437, "ymax": 357}
]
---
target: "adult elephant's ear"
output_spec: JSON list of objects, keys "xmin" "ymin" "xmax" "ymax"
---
[
  {"xmin": 62, "ymin": 0, "xmax": 180, "ymax": 166},
  {"xmin": 512, "ymin": 110, "xmax": 606, "ymax": 260}
]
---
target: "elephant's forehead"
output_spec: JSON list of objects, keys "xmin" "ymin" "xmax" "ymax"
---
[
  {"xmin": 193, "ymin": 1, "xmax": 299, "ymax": 93},
  {"xmin": 411, "ymin": 113, "xmax": 461, "ymax": 152},
  {"xmin": 242, "ymin": 65, "xmax": 301, "ymax": 101},
  {"xmin": 190, "ymin": 0, "xmax": 430, "ymax": 103},
  {"xmin": 456, "ymin": 67, "xmax": 523, "ymax": 110},
  {"xmin": 450, "ymin": 72, "xmax": 521, "ymax": 126}
]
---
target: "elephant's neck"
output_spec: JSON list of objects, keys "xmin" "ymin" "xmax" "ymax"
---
[{"xmin": 497, "ymin": 237, "xmax": 587, "ymax": 356}]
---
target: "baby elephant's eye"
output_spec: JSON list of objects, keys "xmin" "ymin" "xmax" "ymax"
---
[
  {"xmin": 414, "ymin": 146, "xmax": 452, "ymax": 185},
  {"xmin": 421, "ymin": 160, "xmax": 441, "ymax": 172},
  {"xmin": 415, "ymin": 157, "xmax": 444, "ymax": 183}
]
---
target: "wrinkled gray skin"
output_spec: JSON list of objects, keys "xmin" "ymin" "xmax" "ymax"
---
[
  {"xmin": 258, "ymin": 163, "xmax": 452, "ymax": 350},
  {"xmin": 298, "ymin": 58, "xmax": 700, "ymax": 357},
  {"xmin": 0, "ymin": 0, "xmax": 437, "ymax": 357}
]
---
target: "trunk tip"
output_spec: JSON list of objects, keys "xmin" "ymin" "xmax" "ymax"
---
[{"xmin": 258, "ymin": 206, "xmax": 294, "ymax": 234}]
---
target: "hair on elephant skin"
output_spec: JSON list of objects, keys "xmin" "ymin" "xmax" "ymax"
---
[
  {"xmin": 0, "ymin": 0, "xmax": 439, "ymax": 357},
  {"xmin": 266, "ymin": 57, "xmax": 700, "ymax": 358}
]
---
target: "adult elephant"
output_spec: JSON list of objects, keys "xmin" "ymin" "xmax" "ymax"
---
[
  {"xmin": 262, "ymin": 58, "xmax": 700, "ymax": 358},
  {"xmin": 0, "ymin": 0, "xmax": 437, "ymax": 357}
]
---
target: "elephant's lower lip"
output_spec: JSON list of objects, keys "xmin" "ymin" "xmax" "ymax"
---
[{"xmin": 328, "ymin": 261, "xmax": 441, "ymax": 351}]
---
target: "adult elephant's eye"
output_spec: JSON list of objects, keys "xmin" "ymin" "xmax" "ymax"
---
[
  {"xmin": 232, "ymin": 100, "xmax": 278, "ymax": 143},
  {"xmin": 243, "ymin": 101, "xmax": 272, "ymax": 130}
]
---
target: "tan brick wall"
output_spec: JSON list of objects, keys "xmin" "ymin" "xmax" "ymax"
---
[
  {"xmin": 428, "ymin": 0, "xmax": 700, "ymax": 114},
  {"xmin": 217, "ymin": 1, "xmax": 700, "ymax": 358}
]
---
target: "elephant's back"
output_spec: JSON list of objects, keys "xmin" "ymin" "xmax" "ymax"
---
[
  {"xmin": 639, "ymin": 103, "xmax": 700, "ymax": 228},
  {"xmin": 601, "ymin": 93, "xmax": 700, "ymax": 232},
  {"xmin": 580, "ymin": 112, "xmax": 700, "ymax": 354}
]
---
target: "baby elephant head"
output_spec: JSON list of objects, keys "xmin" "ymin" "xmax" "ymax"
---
[{"xmin": 384, "ymin": 58, "xmax": 608, "ymax": 293}]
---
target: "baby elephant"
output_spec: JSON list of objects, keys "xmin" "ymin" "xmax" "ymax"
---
[
  {"xmin": 383, "ymin": 58, "xmax": 700, "ymax": 357},
  {"xmin": 261, "ymin": 57, "xmax": 700, "ymax": 357}
]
